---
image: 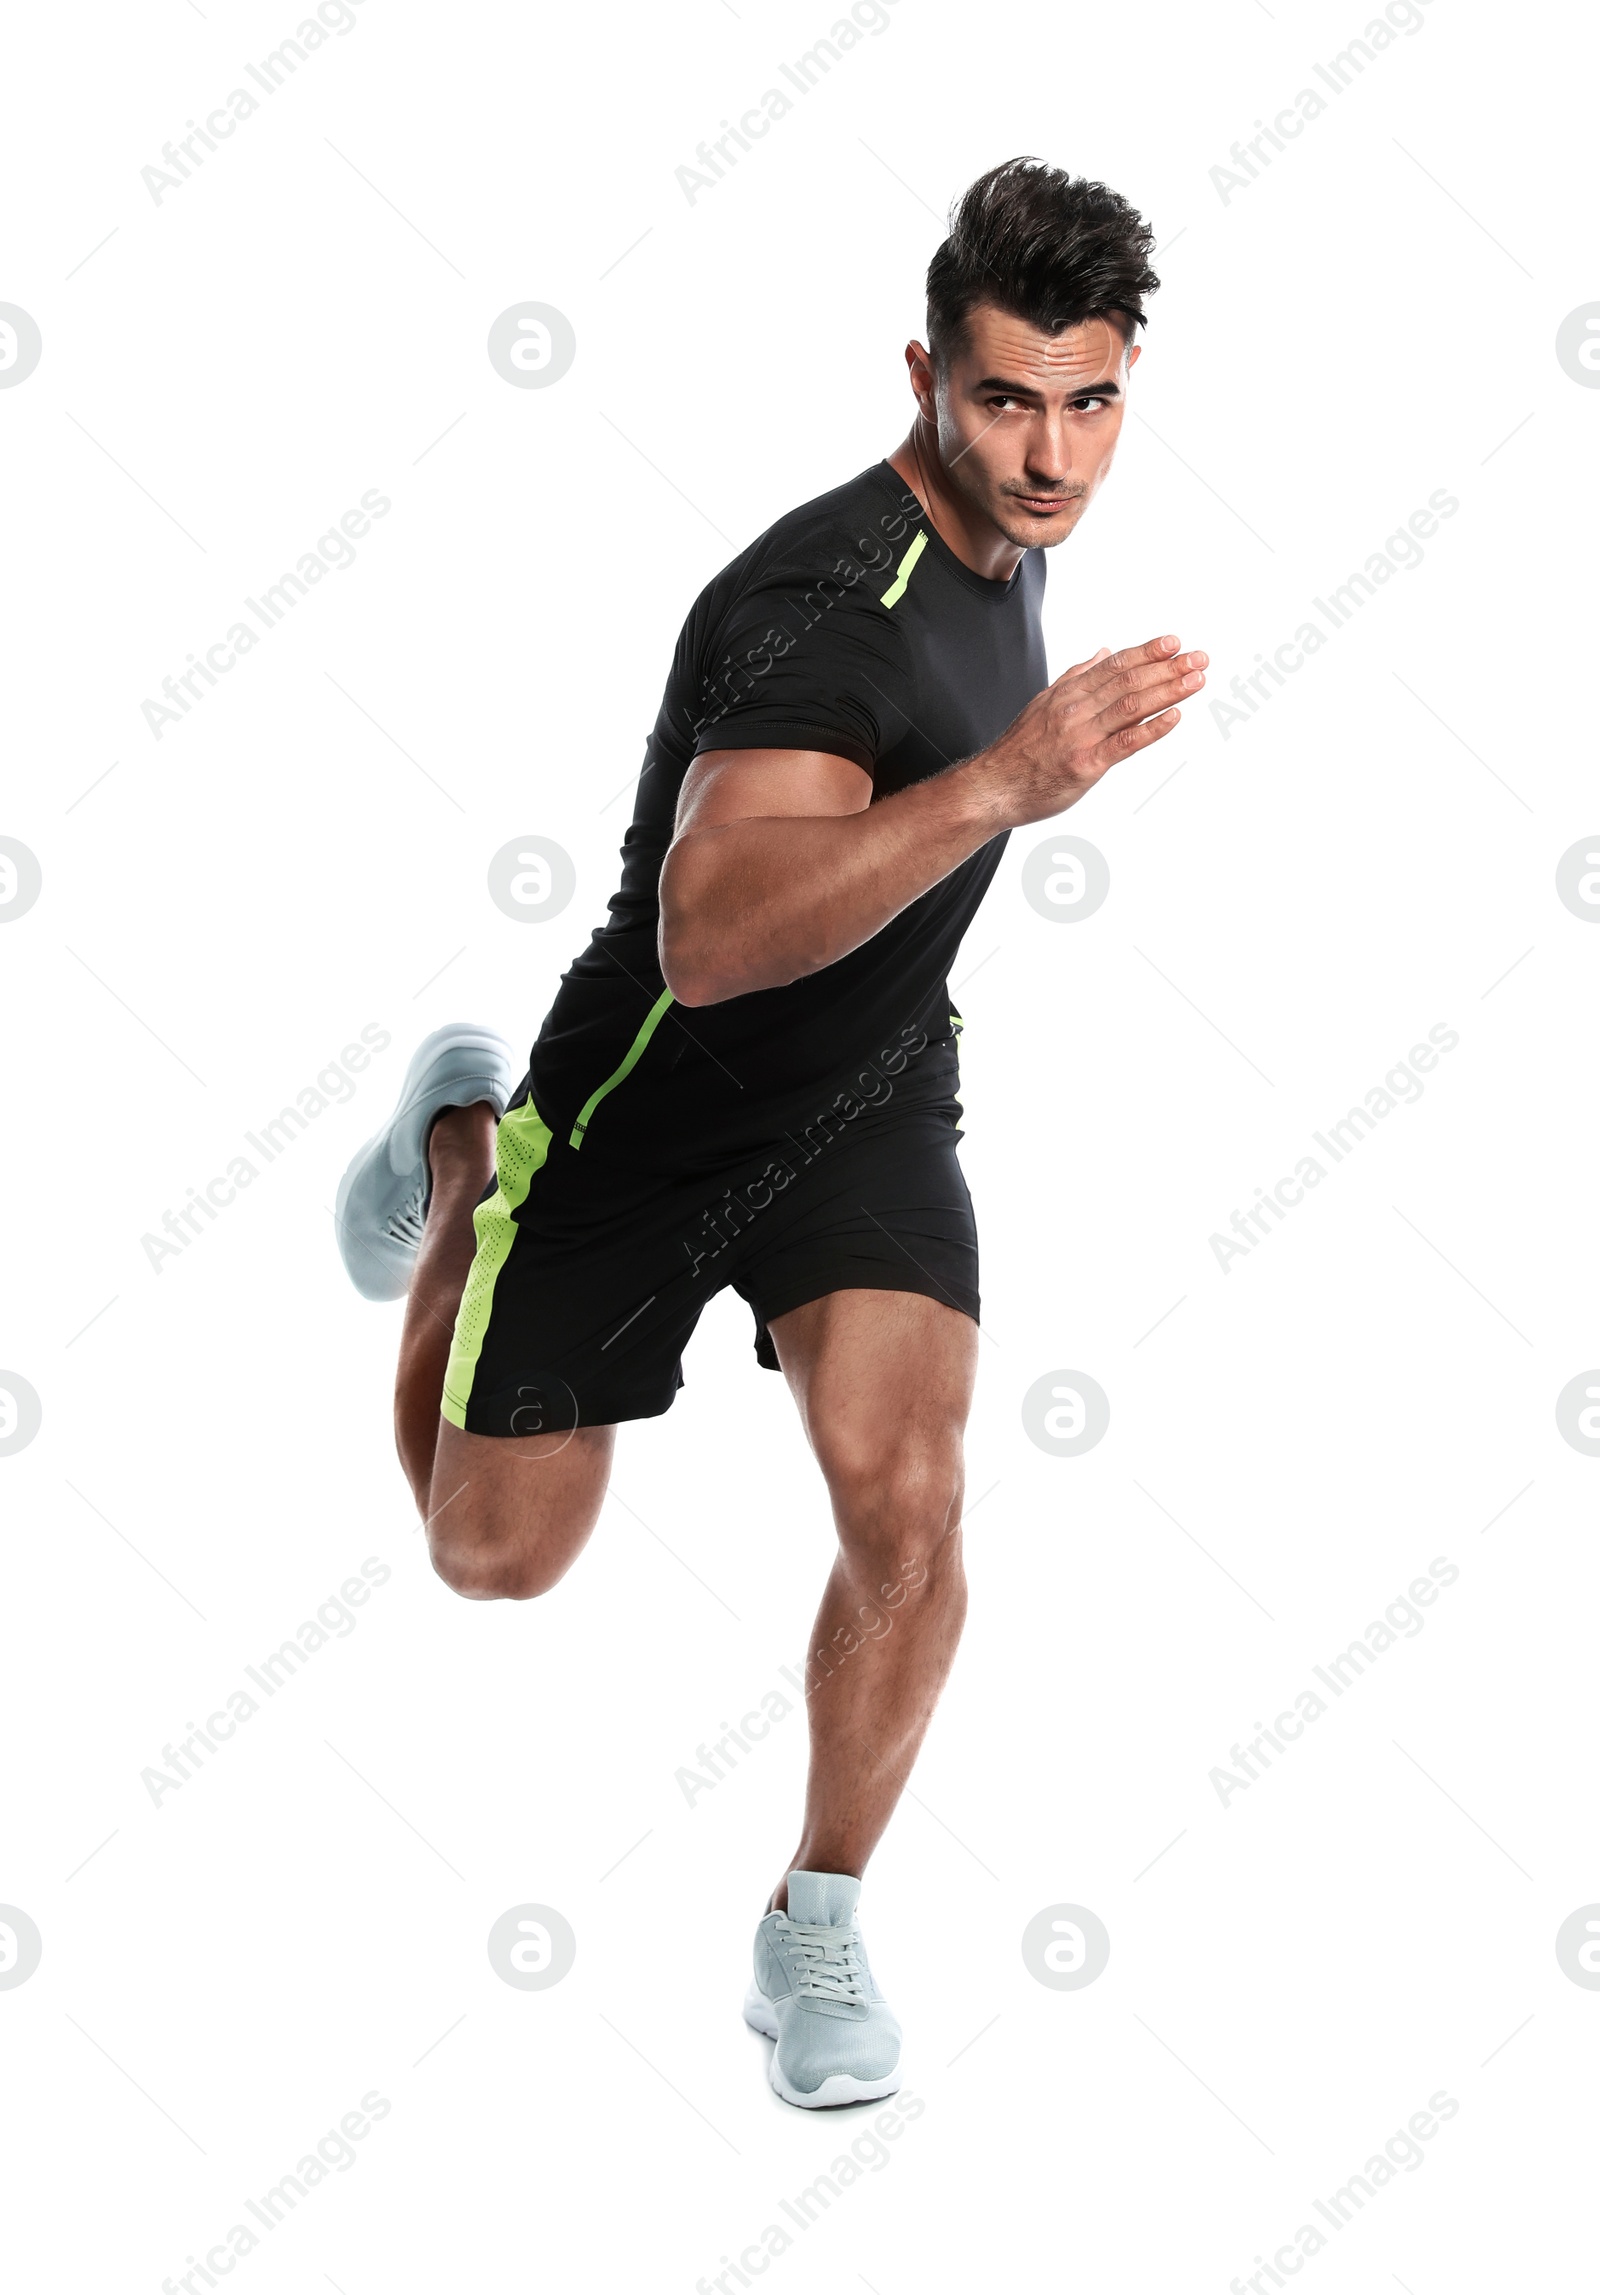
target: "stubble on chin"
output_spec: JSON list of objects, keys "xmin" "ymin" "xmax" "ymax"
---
[{"xmin": 994, "ymin": 498, "xmax": 1084, "ymax": 549}]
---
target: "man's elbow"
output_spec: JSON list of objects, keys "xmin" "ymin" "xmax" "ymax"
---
[
  {"xmin": 658, "ymin": 911, "xmax": 730, "ymax": 1007},
  {"xmin": 655, "ymin": 861, "xmax": 706, "ymax": 1002},
  {"xmin": 660, "ymin": 943, "xmax": 718, "ymax": 1007},
  {"xmin": 658, "ymin": 863, "xmax": 825, "ymax": 1004}
]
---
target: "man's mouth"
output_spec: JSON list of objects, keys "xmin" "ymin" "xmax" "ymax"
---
[{"xmin": 1008, "ymin": 491, "xmax": 1075, "ymax": 514}]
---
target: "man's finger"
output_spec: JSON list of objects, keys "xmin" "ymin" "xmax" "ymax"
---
[
  {"xmin": 1101, "ymin": 705, "xmax": 1183, "ymax": 761},
  {"xmin": 1055, "ymin": 644, "xmax": 1113, "ymax": 684},
  {"xmin": 1062, "ymin": 634, "xmax": 1196, "ymax": 702},
  {"xmin": 1083, "ymin": 651, "xmax": 1207, "ymax": 717},
  {"xmin": 1089, "ymin": 662, "xmax": 1205, "ymax": 738},
  {"xmin": 1087, "ymin": 634, "xmax": 1186, "ymax": 686}
]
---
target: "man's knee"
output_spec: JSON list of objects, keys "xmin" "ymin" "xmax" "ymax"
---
[
  {"xmin": 427, "ymin": 1499, "xmax": 576, "ymax": 1602},
  {"xmin": 423, "ymin": 1424, "xmax": 612, "ymax": 1600},
  {"xmin": 429, "ymin": 1533, "xmax": 560, "ymax": 1601},
  {"xmin": 819, "ymin": 1430, "xmax": 965, "ymax": 1569}
]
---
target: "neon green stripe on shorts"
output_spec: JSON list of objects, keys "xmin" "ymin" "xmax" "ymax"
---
[
  {"xmin": 569, "ymin": 988, "xmax": 674, "ymax": 1148},
  {"xmin": 439, "ymin": 1097, "xmax": 553, "ymax": 1430}
]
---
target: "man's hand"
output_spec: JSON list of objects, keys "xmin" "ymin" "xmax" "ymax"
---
[{"xmin": 972, "ymin": 634, "xmax": 1206, "ymax": 830}]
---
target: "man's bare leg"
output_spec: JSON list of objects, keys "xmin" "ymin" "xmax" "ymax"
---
[
  {"xmin": 762, "ymin": 1288, "xmax": 976, "ymax": 1911},
  {"xmin": 394, "ymin": 1101, "xmax": 614, "ymax": 1598},
  {"xmin": 393, "ymin": 1101, "xmax": 495, "ymax": 1512}
]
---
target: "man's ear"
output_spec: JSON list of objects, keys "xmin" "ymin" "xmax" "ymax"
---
[{"xmin": 905, "ymin": 338, "xmax": 937, "ymax": 418}]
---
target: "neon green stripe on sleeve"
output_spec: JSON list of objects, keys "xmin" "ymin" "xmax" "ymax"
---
[{"xmin": 879, "ymin": 529, "xmax": 927, "ymax": 609}]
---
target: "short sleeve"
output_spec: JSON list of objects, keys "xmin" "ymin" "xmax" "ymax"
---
[{"xmin": 689, "ymin": 548, "xmax": 914, "ymax": 780}]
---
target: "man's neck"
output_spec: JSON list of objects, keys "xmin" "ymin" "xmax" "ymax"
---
[{"xmin": 886, "ymin": 426, "xmax": 1024, "ymax": 585}]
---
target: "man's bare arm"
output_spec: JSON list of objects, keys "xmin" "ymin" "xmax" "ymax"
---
[{"xmin": 657, "ymin": 633, "xmax": 1206, "ymax": 1007}]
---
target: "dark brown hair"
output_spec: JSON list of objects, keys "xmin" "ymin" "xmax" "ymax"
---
[{"xmin": 926, "ymin": 156, "xmax": 1160, "ymax": 366}]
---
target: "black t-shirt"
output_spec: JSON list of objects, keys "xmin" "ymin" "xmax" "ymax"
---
[{"xmin": 528, "ymin": 459, "xmax": 1048, "ymax": 1174}]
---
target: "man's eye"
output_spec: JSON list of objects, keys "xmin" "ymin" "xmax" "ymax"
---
[{"xmin": 1072, "ymin": 394, "xmax": 1111, "ymax": 411}]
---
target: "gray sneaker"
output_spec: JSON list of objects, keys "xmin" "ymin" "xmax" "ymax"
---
[
  {"xmin": 333, "ymin": 1022, "xmax": 513, "ymax": 1300},
  {"xmin": 743, "ymin": 1870, "xmax": 903, "ymax": 2108}
]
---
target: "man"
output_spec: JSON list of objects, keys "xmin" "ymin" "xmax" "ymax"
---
[{"xmin": 335, "ymin": 156, "xmax": 1206, "ymax": 2107}]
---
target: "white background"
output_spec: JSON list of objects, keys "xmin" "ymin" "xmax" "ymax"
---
[{"xmin": 3, "ymin": 0, "xmax": 1596, "ymax": 2287}]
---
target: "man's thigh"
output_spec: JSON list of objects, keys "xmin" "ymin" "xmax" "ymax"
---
[{"xmin": 765, "ymin": 1289, "xmax": 978, "ymax": 1514}]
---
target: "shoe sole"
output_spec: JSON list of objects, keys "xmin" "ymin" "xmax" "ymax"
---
[
  {"xmin": 742, "ymin": 1981, "xmax": 903, "ymax": 2110},
  {"xmin": 333, "ymin": 1136, "xmax": 413, "ymax": 1301}
]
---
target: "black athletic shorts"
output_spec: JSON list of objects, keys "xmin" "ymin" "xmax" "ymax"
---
[{"xmin": 438, "ymin": 1039, "xmax": 979, "ymax": 1434}]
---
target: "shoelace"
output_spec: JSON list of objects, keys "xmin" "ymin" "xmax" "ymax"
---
[
  {"xmin": 383, "ymin": 1184, "xmax": 427, "ymax": 1249},
  {"xmin": 774, "ymin": 1916, "xmax": 868, "ymax": 2006}
]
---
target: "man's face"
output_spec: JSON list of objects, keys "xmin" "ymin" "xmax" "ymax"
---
[{"xmin": 916, "ymin": 303, "xmax": 1139, "ymax": 550}]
